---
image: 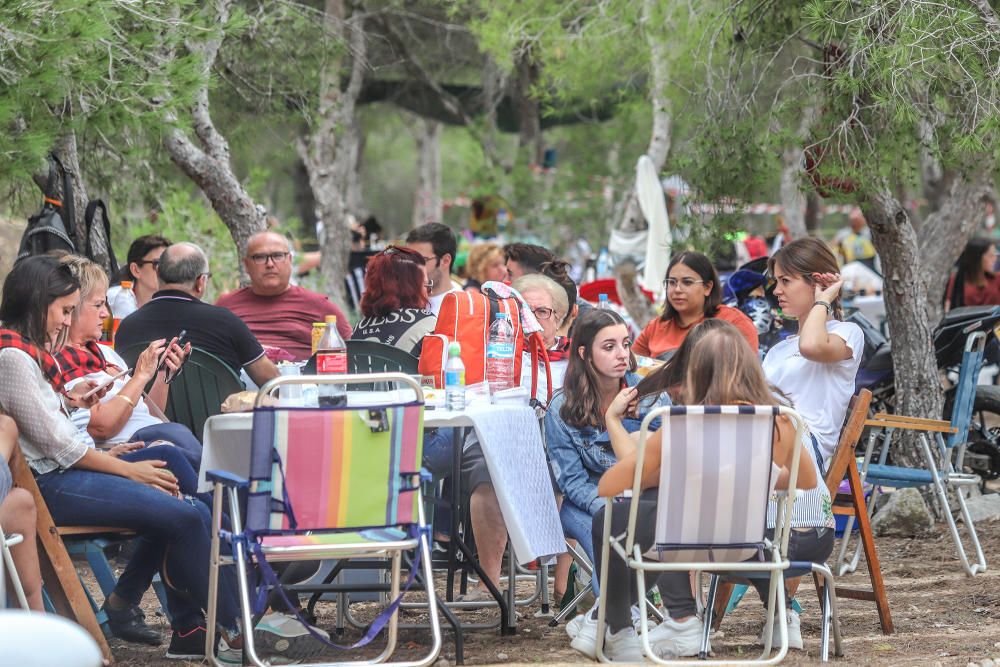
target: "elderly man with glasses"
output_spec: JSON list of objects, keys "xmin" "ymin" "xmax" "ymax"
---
[{"xmin": 215, "ymin": 231, "xmax": 351, "ymax": 361}]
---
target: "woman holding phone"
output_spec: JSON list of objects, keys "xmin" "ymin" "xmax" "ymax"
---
[
  {"xmin": 0, "ymin": 255, "xmax": 271, "ymax": 661},
  {"xmin": 54, "ymin": 256, "xmax": 201, "ymax": 469}
]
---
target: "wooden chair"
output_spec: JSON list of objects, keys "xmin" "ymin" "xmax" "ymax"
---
[
  {"xmin": 711, "ymin": 389, "xmax": 893, "ymax": 636},
  {"xmin": 8, "ymin": 446, "xmax": 111, "ymax": 662}
]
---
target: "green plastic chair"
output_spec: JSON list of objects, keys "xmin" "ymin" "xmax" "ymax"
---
[{"xmin": 118, "ymin": 343, "xmax": 245, "ymax": 442}]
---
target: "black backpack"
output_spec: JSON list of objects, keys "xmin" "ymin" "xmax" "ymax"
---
[
  {"xmin": 18, "ymin": 154, "xmax": 77, "ymax": 259},
  {"xmin": 17, "ymin": 154, "xmax": 120, "ymax": 274}
]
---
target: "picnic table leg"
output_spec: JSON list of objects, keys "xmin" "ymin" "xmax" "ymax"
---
[
  {"xmin": 9, "ymin": 448, "xmax": 112, "ymax": 662},
  {"xmin": 446, "ymin": 427, "xmax": 462, "ymax": 601}
]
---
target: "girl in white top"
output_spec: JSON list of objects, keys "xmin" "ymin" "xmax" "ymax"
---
[{"xmin": 764, "ymin": 237, "xmax": 865, "ymax": 465}]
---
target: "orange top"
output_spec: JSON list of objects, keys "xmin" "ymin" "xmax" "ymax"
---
[{"xmin": 631, "ymin": 304, "xmax": 760, "ymax": 358}]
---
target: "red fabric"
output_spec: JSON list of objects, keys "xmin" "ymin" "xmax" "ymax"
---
[
  {"xmin": 53, "ymin": 341, "xmax": 109, "ymax": 387},
  {"xmin": 631, "ymin": 304, "xmax": 760, "ymax": 358},
  {"xmin": 946, "ymin": 272, "xmax": 1000, "ymax": 307},
  {"xmin": 215, "ymin": 285, "xmax": 350, "ymax": 361},
  {"xmin": 0, "ymin": 329, "xmax": 65, "ymax": 391},
  {"xmin": 744, "ymin": 236, "xmax": 768, "ymax": 259}
]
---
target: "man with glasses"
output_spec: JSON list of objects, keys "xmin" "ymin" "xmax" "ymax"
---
[
  {"xmin": 404, "ymin": 222, "xmax": 459, "ymax": 316},
  {"xmin": 116, "ymin": 242, "xmax": 280, "ymax": 387},
  {"xmin": 216, "ymin": 231, "xmax": 351, "ymax": 360}
]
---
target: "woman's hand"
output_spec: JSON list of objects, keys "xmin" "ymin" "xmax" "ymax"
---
[
  {"xmin": 124, "ymin": 459, "xmax": 179, "ymax": 496},
  {"xmin": 812, "ymin": 272, "xmax": 844, "ymax": 305},
  {"xmin": 65, "ymin": 380, "xmax": 108, "ymax": 409},
  {"xmin": 160, "ymin": 338, "xmax": 191, "ymax": 378},
  {"xmin": 107, "ymin": 442, "xmax": 144, "ymax": 458},
  {"xmin": 606, "ymin": 386, "xmax": 637, "ymax": 423},
  {"xmin": 133, "ymin": 339, "xmax": 167, "ymax": 383}
]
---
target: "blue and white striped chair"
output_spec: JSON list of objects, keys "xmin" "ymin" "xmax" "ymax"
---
[{"xmin": 595, "ymin": 405, "xmax": 824, "ymax": 665}]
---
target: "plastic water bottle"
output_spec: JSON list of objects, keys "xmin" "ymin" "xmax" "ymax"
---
[
  {"xmin": 277, "ymin": 362, "xmax": 304, "ymax": 406},
  {"xmin": 106, "ymin": 280, "xmax": 137, "ymax": 342},
  {"xmin": 486, "ymin": 312, "xmax": 515, "ymax": 394},
  {"xmin": 598, "ymin": 293, "xmax": 610, "ymax": 309},
  {"xmin": 596, "ymin": 247, "xmax": 610, "ymax": 277},
  {"xmin": 444, "ymin": 342, "xmax": 466, "ymax": 411},
  {"xmin": 316, "ymin": 315, "xmax": 347, "ymax": 407}
]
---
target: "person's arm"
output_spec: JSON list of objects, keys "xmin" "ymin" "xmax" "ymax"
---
[
  {"xmin": 798, "ymin": 273, "xmax": 853, "ymax": 363},
  {"xmin": 631, "ymin": 320, "xmax": 656, "ymax": 358},
  {"xmin": 597, "ymin": 432, "xmax": 662, "ymax": 497},
  {"xmin": 72, "ymin": 448, "xmax": 179, "ymax": 495},
  {"xmin": 86, "ymin": 341, "xmax": 165, "ymax": 440},
  {"xmin": 246, "ymin": 355, "xmax": 280, "ymax": 386},
  {"xmin": 329, "ymin": 302, "xmax": 352, "ymax": 341},
  {"xmin": 770, "ymin": 415, "xmax": 817, "ymax": 491},
  {"xmin": 604, "ymin": 385, "xmax": 642, "ymax": 459},
  {"xmin": 545, "ymin": 413, "xmax": 603, "ymax": 515}
]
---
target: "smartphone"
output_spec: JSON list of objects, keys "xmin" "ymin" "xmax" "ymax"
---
[
  {"xmin": 81, "ymin": 367, "xmax": 132, "ymax": 399},
  {"xmin": 163, "ymin": 330, "xmax": 189, "ymax": 384}
]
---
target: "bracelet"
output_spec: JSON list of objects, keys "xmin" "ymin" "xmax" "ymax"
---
[
  {"xmin": 813, "ymin": 300, "xmax": 833, "ymax": 315},
  {"xmin": 116, "ymin": 394, "xmax": 136, "ymax": 408}
]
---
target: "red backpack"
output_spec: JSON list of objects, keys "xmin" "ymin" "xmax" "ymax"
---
[{"xmin": 419, "ymin": 288, "xmax": 552, "ymax": 404}]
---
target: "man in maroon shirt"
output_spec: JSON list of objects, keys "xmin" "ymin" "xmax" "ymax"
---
[{"xmin": 216, "ymin": 231, "xmax": 351, "ymax": 361}]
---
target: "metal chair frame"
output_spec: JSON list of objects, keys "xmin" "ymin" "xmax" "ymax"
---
[
  {"xmin": 595, "ymin": 405, "xmax": 811, "ymax": 665},
  {"xmin": 205, "ymin": 373, "xmax": 442, "ymax": 667}
]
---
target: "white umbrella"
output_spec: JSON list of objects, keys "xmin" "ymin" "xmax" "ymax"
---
[{"xmin": 636, "ymin": 155, "xmax": 671, "ymax": 296}]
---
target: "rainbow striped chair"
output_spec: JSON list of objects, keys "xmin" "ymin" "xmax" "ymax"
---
[{"xmin": 205, "ymin": 373, "xmax": 441, "ymax": 667}]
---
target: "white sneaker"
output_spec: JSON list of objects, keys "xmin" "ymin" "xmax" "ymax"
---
[
  {"xmin": 568, "ymin": 609, "xmax": 600, "ymax": 659},
  {"xmin": 758, "ymin": 608, "xmax": 803, "ymax": 650},
  {"xmin": 631, "ymin": 603, "xmax": 659, "ymax": 632},
  {"xmin": 603, "ymin": 627, "xmax": 646, "ymax": 663},
  {"xmin": 647, "ymin": 616, "xmax": 704, "ymax": 658}
]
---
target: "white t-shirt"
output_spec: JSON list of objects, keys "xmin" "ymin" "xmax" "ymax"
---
[
  {"xmin": 106, "ymin": 284, "xmax": 139, "ymax": 320},
  {"xmin": 520, "ymin": 357, "xmax": 567, "ymax": 403},
  {"xmin": 65, "ymin": 346, "xmax": 163, "ymax": 444},
  {"xmin": 762, "ymin": 320, "xmax": 864, "ymax": 462},
  {"xmin": 427, "ymin": 287, "xmax": 461, "ymax": 317}
]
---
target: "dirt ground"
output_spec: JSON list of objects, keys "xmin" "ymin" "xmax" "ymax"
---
[{"xmin": 86, "ymin": 517, "xmax": 1000, "ymax": 667}]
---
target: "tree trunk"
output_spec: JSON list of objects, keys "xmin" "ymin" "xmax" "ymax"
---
[
  {"xmin": 779, "ymin": 145, "xmax": 807, "ymax": 239},
  {"xmin": 804, "ymin": 192, "xmax": 821, "ymax": 234},
  {"xmin": 163, "ymin": 0, "xmax": 265, "ymax": 284},
  {"xmin": 292, "ymin": 157, "xmax": 319, "ymax": 241},
  {"xmin": 513, "ymin": 49, "xmax": 544, "ymax": 167},
  {"xmin": 297, "ymin": 0, "xmax": 366, "ymax": 308},
  {"xmin": 412, "ymin": 117, "xmax": 443, "ymax": 227},
  {"xmin": 344, "ymin": 118, "xmax": 368, "ymax": 221},
  {"xmin": 614, "ymin": 0, "xmax": 671, "ymax": 326},
  {"xmin": 862, "ymin": 192, "xmax": 944, "ymax": 465}
]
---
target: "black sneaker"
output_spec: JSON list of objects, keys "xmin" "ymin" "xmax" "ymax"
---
[
  {"xmin": 102, "ymin": 601, "xmax": 162, "ymax": 646},
  {"xmin": 165, "ymin": 625, "xmax": 207, "ymax": 660}
]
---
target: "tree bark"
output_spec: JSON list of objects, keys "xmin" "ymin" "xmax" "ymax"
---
[
  {"xmin": 614, "ymin": 0, "xmax": 672, "ymax": 326},
  {"xmin": 779, "ymin": 145, "xmax": 808, "ymax": 239},
  {"xmin": 513, "ymin": 49, "xmax": 544, "ymax": 167},
  {"xmin": 804, "ymin": 192, "xmax": 821, "ymax": 234},
  {"xmin": 297, "ymin": 0, "xmax": 366, "ymax": 308},
  {"xmin": 163, "ymin": 0, "xmax": 265, "ymax": 283},
  {"xmin": 412, "ymin": 117, "xmax": 443, "ymax": 227},
  {"xmin": 862, "ymin": 192, "xmax": 944, "ymax": 464}
]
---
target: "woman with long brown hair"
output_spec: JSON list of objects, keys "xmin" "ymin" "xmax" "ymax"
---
[
  {"xmin": 764, "ymin": 237, "xmax": 864, "ymax": 464},
  {"xmin": 584, "ymin": 321, "xmax": 830, "ymax": 661}
]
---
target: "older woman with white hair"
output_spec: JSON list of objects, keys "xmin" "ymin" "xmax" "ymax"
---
[{"xmin": 512, "ymin": 272, "xmax": 572, "ymax": 395}]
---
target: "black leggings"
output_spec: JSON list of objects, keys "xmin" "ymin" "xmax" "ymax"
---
[{"xmin": 593, "ymin": 493, "xmax": 834, "ymax": 631}]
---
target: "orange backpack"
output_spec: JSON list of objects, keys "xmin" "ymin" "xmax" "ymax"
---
[{"xmin": 419, "ymin": 289, "xmax": 552, "ymax": 403}]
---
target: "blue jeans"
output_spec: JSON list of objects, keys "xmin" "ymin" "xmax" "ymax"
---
[
  {"xmin": 35, "ymin": 445, "xmax": 240, "ymax": 632},
  {"xmin": 560, "ymin": 499, "xmax": 599, "ymax": 595},
  {"xmin": 422, "ymin": 428, "xmax": 455, "ymax": 536},
  {"xmin": 131, "ymin": 422, "xmax": 203, "ymax": 471}
]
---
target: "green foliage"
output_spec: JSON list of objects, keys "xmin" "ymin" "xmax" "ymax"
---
[{"xmin": 119, "ymin": 188, "xmax": 239, "ymax": 301}]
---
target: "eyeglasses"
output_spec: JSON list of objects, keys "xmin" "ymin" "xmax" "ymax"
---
[
  {"xmin": 420, "ymin": 254, "xmax": 440, "ymax": 265},
  {"xmin": 136, "ymin": 259, "xmax": 160, "ymax": 269},
  {"xmin": 200, "ymin": 272, "xmax": 213, "ymax": 280},
  {"xmin": 665, "ymin": 278, "xmax": 706, "ymax": 290},
  {"xmin": 531, "ymin": 306, "xmax": 559, "ymax": 321},
  {"xmin": 249, "ymin": 252, "xmax": 290, "ymax": 265}
]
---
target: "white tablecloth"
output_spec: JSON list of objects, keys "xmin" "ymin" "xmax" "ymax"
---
[{"xmin": 199, "ymin": 394, "xmax": 565, "ymax": 564}]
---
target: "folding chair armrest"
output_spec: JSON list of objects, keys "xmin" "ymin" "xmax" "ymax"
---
[{"xmin": 205, "ymin": 469, "xmax": 249, "ymax": 488}]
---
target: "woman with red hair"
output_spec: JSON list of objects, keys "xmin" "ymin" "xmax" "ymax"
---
[{"xmin": 351, "ymin": 246, "xmax": 436, "ymax": 356}]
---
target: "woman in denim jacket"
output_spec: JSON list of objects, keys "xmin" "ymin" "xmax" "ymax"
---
[{"xmin": 545, "ymin": 309, "xmax": 670, "ymax": 592}]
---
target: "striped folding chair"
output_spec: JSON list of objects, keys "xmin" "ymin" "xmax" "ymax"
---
[
  {"xmin": 205, "ymin": 373, "xmax": 441, "ymax": 667},
  {"xmin": 595, "ymin": 405, "xmax": 812, "ymax": 665}
]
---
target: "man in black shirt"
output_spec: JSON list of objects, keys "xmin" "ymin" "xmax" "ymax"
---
[{"xmin": 115, "ymin": 242, "xmax": 279, "ymax": 387}]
